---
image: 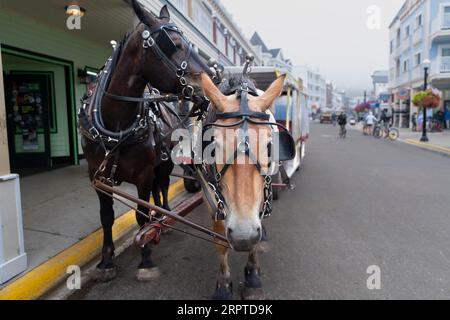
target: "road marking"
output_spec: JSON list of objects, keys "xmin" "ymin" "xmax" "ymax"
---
[
  {"xmin": 403, "ymin": 139, "xmax": 450, "ymax": 155},
  {"xmin": 0, "ymin": 180, "xmax": 185, "ymax": 300}
]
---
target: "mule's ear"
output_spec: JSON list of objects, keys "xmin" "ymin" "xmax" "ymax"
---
[
  {"xmin": 159, "ymin": 5, "xmax": 170, "ymax": 21},
  {"xmin": 255, "ymin": 74, "xmax": 286, "ymax": 112},
  {"xmin": 201, "ymin": 73, "xmax": 226, "ymax": 112},
  {"xmin": 131, "ymin": 0, "xmax": 155, "ymax": 26}
]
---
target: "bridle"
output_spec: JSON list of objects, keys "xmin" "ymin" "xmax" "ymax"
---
[
  {"xmin": 200, "ymin": 56, "xmax": 294, "ymax": 221},
  {"xmin": 141, "ymin": 22, "xmax": 197, "ymax": 100}
]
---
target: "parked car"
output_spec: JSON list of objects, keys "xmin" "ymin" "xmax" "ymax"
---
[{"xmin": 349, "ymin": 118, "xmax": 356, "ymax": 126}]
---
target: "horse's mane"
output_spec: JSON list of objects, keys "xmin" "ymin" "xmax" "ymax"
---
[{"xmin": 103, "ymin": 30, "xmax": 134, "ymax": 89}]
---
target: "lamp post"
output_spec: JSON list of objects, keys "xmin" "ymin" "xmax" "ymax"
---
[{"xmin": 421, "ymin": 59, "xmax": 431, "ymax": 142}]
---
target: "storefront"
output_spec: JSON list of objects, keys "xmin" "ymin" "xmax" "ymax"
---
[{"xmin": 0, "ymin": 0, "xmax": 133, "ymax": 174}]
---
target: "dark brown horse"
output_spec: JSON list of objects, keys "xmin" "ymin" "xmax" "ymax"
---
[{"xmin": 81, "ymin": 1, "xmax": 212, "ymax": 282}]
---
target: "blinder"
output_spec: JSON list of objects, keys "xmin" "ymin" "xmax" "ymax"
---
[
  {"xmin": 273, "ymin": 130, "xmax": 296, "ymax": 161},
  {"xmin": 155, "ymin": 28, "xmax": 178, "ymax": 57}
]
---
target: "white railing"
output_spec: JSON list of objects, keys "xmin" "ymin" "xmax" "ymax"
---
[
  {"xmin": 442, "ymin": 14, "xmax": 450, "ymax": 29},
  {"xmin": 440, "ymin": 56, "xmax": 450, "ymax": 73},
  {"xmin": 431, "ymin": 15, "xmax": 450, "ymax": 33}
]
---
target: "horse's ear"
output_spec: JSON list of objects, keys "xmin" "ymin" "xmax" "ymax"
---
[
  {"xmin": 159, "ymin": 5, "xmax": 170, "ymax": 21},
  {"xmin": 201, "ymin": 73, "xmax": 226, "ymax": 112},
  {"xmin": 131, "ymin": 0, "xmax": 155, "ymax": 26},
  {"xmin": 255, "ymin": 74, "xmax": 286, "ymax": 112}
]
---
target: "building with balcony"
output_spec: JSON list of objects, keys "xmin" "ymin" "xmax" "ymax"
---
[
  {"xmin": 250, "ymin": 32, "xmax": 293, "ymax": 71},
  {"xmin": 389, "ymin": 0, "xmax": 450, "ymax": 129},
  {"xmin": 371, "ymin": 70, "xmax": 389, "ymax": 101}
]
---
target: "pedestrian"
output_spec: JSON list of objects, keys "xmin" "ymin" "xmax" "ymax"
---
[
  {"xmin": 332, "ymin": 112, "xmax": 337, "ymax": 127},
  {"xmin": 445, "ymin": 108, "xmax": 450, "ymax": 129},
  {"xmin": 364, "ymin": 111, "xmax": 378, "ymax": 136},
  {"xmin": 412, "ymin": 112, "xmax": 417, "ymax": 132}
]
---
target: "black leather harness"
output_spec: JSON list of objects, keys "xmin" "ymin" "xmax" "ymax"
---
[
  {"xmin": 197, "ymin": 57, "xmax": 296, "ymax": 221},
  {"xmin": 78, "ymin": 22, "xmax": 210, "ymax": 184}
]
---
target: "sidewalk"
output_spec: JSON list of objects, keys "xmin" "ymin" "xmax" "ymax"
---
[
  {"xmin": 397, "ymin": 128, "xmax": 450, "ymax": 151},
  {"xmin": 1, "ymin": 161, "xmax": 184, "ymax": 289},
  {"xmin": 348, "ymin": 123, "xmax": 450, "ymax": 156}
]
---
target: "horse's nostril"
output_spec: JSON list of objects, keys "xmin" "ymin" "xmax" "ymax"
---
[
  {"xmin": 227, "ymin": 228, "xmax": 233, "ymax": 235},
  {"xmin": 257, "ymin": 227, "xmax": 261, "ymax": 233}
]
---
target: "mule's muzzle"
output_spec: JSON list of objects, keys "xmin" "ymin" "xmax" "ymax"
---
[{"xmin": 227, "ymin": 226, "xmax": 261, "ymax": 252}]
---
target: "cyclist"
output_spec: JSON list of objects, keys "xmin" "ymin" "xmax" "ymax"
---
[
  {"xmin": 380, "ymin": 109, "xmax": 391, "ymax": 138},
  {"xmin": 337, "ymin": 112, "xmax": 347, "ymax": 138}
]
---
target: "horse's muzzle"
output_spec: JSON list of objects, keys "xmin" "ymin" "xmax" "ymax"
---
[{"xmin": 227, "ymin": 226, "xmax": 261, "ymax": 252}]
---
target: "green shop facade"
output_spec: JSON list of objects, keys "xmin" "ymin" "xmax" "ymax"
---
[{"xmin": 0, "ymin": 0, "xmax": 134, "ymax": 173}]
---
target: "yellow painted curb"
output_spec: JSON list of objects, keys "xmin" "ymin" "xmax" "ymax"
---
[
  {"xmin": 0, "ymin": 179, "xmax": 185, "ymax": 300},
  {"xmin": 404, "ymin": 139, "xmax": 450, "ymax": 155}
]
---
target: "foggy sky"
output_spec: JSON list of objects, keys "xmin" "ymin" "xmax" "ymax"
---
[{"xmin": 224, "ymin": 0, "xmax": 404, "ymax": 95}]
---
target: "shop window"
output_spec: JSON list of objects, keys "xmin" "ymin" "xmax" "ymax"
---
[{"xmin": 10, "ymin": 71, "xmax": 57, "ymax": 134}]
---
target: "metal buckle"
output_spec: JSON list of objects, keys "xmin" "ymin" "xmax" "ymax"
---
[
  {"xmin": 181, "ymin": 61, "xmax": 188, "ymax": 70},
  {"xmin": 161, "ymin": 152, "xmax": 169, "ymax": 162},
  {"xmin": 179, "ymin": 77, "xmax": 188, "ymax": 86},
  {"xmin": 143, "ymin": 37, "xmax": 155, "ymax": 48},
  {"xmin": 182, "ymin": 85, "xmax": 195, "ymax": 99},
  {"xmin": 176, "ymin": 69, "xmax": 185, "ymax": 78},
  {"xmin": 89, "ymin": 127, "xmax": 100, "ymax": 139}
]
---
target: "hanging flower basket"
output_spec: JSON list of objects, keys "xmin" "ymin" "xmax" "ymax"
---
[
  {"xmin": 412, "ymin": 90, "xmax": 441, "ymax": 109},
  {"xmin": 355, "ymin": 102, "xmax": 371, "ymax": 113}
]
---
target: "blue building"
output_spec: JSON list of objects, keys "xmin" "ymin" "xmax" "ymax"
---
[{"xmin": 389, "ymin": 0, "xmax": 450, "ymax": 129}]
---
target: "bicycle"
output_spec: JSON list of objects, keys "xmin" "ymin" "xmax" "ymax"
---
[
  {"xmin": 373, "ymin": 121, "xmax": 399, "ymax": 141},
  {"xmin": 429, "ymin": 119, "xmax": 443, "ymax": 132}
]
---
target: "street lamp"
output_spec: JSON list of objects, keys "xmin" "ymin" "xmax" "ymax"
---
[{"xmin": 421, "ymin": 59, "xmax": 431, "ymax": 142}]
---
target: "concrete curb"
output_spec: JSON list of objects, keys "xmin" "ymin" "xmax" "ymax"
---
[
  {"xmin": 0, "ymin": 180, "xmax": 185, "ymax": 300},
  {"xmin": 402, "ymin": 139, "xmax": 450, "ymax": 157}
]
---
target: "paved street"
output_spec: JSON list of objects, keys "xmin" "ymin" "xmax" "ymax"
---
[{"xmin": 72, "ymin": 123, "xmax": 450, "ymax": 300}]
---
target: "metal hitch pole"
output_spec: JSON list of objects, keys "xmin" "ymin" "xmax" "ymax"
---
[{"xmin": 93, "ymin": 179, "xmax": 228, "ymax": 243}]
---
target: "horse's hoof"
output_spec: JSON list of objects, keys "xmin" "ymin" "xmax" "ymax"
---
[
  {"xmin": 213, "ymin": 282, "xmax": 233, "ymax": 300},
  {"xmin": 136, "ymin": 267, "xmax": 160, "ymax": 282},
  {"xmin": 94, "ymin": 267, "xmax": 117, "ymax": 283},
  {"xmin": 240, "ymin": 285, "xmax": 266, "ymax": 300},
  {"xmin": 258, "ymin": 241, "xmax": 270, "ymax": 253}
]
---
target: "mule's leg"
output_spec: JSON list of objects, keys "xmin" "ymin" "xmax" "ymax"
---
[
  {"xmin": 241, "ymin": 245, "xmax": 265, "ymax": 300},
  {"xmin": 95, "ymin": 190, "xmax": 118, "ymax": 282},
  {"xmin": 212, "ymin": 220, "xmax": 233, "ymax": 300},
  {"xmin": 258, "ymin": 224, "xmax": 270, "ymax": 253},
  {"xmin": 135, "ymin": 184, "xmax": 161, "ymax": 282}
]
